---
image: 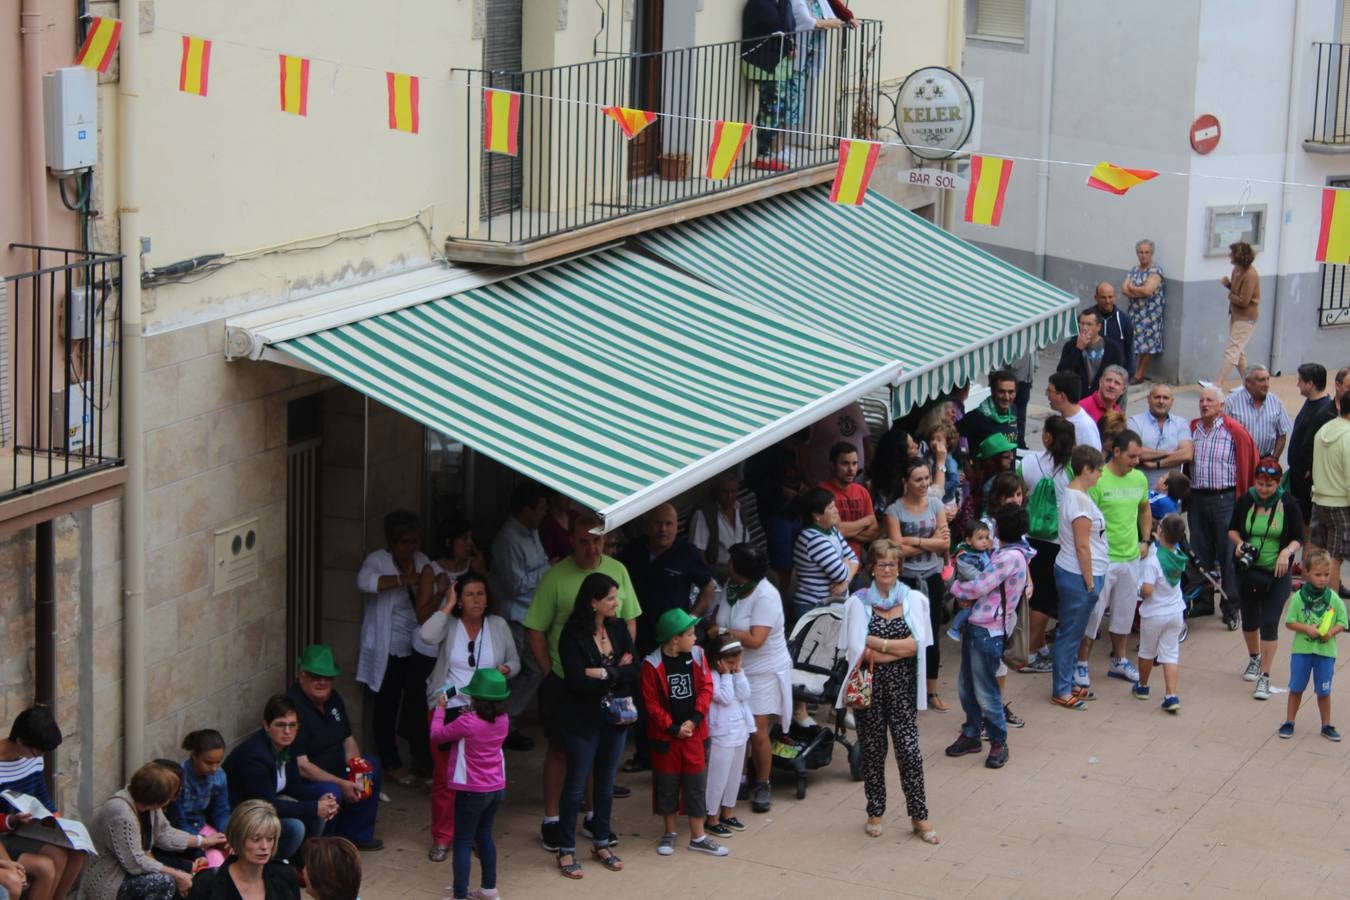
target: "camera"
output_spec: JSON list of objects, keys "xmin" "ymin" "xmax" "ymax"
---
[{"xmin": 1235, "ymin": 542, "xmax": 1258, "ymax": 572}]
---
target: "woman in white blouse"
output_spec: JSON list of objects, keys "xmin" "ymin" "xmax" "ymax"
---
[{"xmin": 417, "ymin": 573, "xmax": 519, "ymax": 862}]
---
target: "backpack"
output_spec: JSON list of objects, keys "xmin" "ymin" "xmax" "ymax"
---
[{"xmin": 1024, "ymin": 461, "xmax": 1070, "ymax": 541}]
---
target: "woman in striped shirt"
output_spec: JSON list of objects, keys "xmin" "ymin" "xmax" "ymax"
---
[{"xmin": 792, "ymin": 488, "xmax": 860, "ymax": 622}]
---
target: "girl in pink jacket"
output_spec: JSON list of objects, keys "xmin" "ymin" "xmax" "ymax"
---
[{"xmin": 430, "ymin": 668, "xmax": 511, "ymax": 900}]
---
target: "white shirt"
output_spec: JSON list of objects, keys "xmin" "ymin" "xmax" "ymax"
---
[
  {"xmin": 689, "ymin": 505, "xmax": 749, "ymax": 568},
  {"xmin": 1138, "ymin": 549, "xmax": 1185, "ymax": 617},
  {"xmin": 1065, "ymin": 407, "xmax": 1102, "ymax": 451},
  {"xmin": 1055, "ymin": 488, "xmax": 1109, "ymax": 577},
  {"xmin": 1128, "ymin": 411, "xmax": 1191, "ymax": 489},
  {"xmin": 442, "ymin": 621, "xmax": 492, "ymax": 709},
  {"xmin": 712, "ymin": 579, "xmax": 792, "ymax": 677},
  {"xmin": 355, "ymin": 548, "xmax": 432, "ymax": 690}
]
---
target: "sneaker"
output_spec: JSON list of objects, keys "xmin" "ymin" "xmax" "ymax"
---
[
  {"xmin": 1278, "ymin": 721, "xmax": 1295, "ymax": 738},
  {"xmin": 612, "ymin": 783, "xmax": 631, "ymax": 799},
  {"xmin": 944, "ymin": 733, "xmax": 983, "ymax": 757},
  {"xmin": 1018, "ymin": 653, "xmax": 1053, "ymax": 674},
  {"xmin": 1161, "ymin": 695, "xmax": 1180, "ymax": 713},
  {"xmin": 467, "ymin": 890, "xmax": 500, "ymax": 900},
  {"xmin": 705, "ymin": 822, "xmax": 733, "ymax": 838},
  {"xmin": 1073, "ymin": 662, "xmax": 1091, "ymax": 688},
  {"xmin": 946, "ymin": 627, "xmax": 963, "ymax": 642},
  {"xmin": 1108, "ymin": 658, "xmax": 1140, "ymax": 683},
  {"xmin": 541, "ymin": 820, "xmax": 563, "ymax": 852},
  {"xmin": 1253, "ymin": 674, "xmax": 1271, "ymax": 701},
  {"xmin": 355, "ymin": 839, "xmax": 383, "ymax": 852},
  {"xmin": 793, "ymin": 714, "xmax": 819, "ymax": 730},
  {"xmin": 657, "ymin": 832, "xmax": 677, "ymax": 856},
  {"xmin": 722, "ymin": 816, "xmax": 747, "ymax": 832},
  {"xmin": 984, "ymin": 742, "xmax": 1009, "ymax": 769},
  {"xmin": 580, "ymin": 818, "xmax": 620, "ymax": 846},
  {"xmin": 1322, "ymin": 725, "xmax": 1342, "ymax": 742},
  {"xmin": 1242, "ymin": 657, "xmax": 1261, "ymax": 682},
  {"xmin": 751, "ymin": 781, "xmax": 772, "ymax": 813},
  {"xmin": 1131, "ymin": 683, "xmax": 1151, "ymax": 700},
  {"xmin": 688, "ymin": 836, "xmax": 729, "ymax": 856},
  {"xmin": 1223, "ymin": 613, "xmax": 1239, "ymax": 631},
  {"xmin": 1003, "ymin": 704, "xmax": 1025, "ymax": 728}
]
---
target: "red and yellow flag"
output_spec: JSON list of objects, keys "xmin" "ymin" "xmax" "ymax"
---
[
  {"xmin": 76, "ymin": 17, "xmax": 122, "ymax": 74},
  {"xmin": 484, "ymin": 89, "xmax": 520, "ymax": 155},
  {"xmin": 178, "ymin": 36, "xmax": 212, "ymax": 96},
  {"xmin": 386, "ymin": 72, "xmax": 420, "ymax": 134},
  {"xmin": 279, "ymin": 54, "xmax": 311, "ymax": 116},
  {"xmin": 963, "ymin": 155, "xmax": 1014, "ymax": 226},
  {"xmin": 1316, "ymin": 188, "xmax": 1350, "ymax": 263},
  {"xmin": 705, "ymin": 121, "xmax": 751, "ymax": 180},
  {"xmin": 828, "ymin": 139, "xmax": 881, "ymax": 206},
  {"xmin": 1086, "ymin": 161, "xmax": 1158, "ymax": 195},
  {"xmin": 602, "ymin": 106, "xmax": 657, "ymax": 140}
]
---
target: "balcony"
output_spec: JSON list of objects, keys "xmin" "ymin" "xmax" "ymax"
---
[
  {"xmin": 1, "ymin": 244, "xmax": 124, "ymax": 532},
  {"xmin": 445, "ymin": 21, "xmax": 883, "ymax": 265},
  {"xmin": 1306, "ymin": 42, "xmax": 1350, "ymax": 151}
]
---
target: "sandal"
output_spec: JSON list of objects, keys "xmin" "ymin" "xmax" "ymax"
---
[
  {"xmin": 911, "ymin": 821, "xmax": 940, "ymax": 844},
  {"xmin": 427, "ymin": 844, "xmax": 449, "ymax": 862},
  {"xmin": 557, "ymin": 851, "xmax": 583, "ymax": 879},
  {"xmin": 927, "ymin": 693, "xmax": 950, "ymax": 712},
  {"xmin": 591, "ymin": 847, "xmax": 624, "ymax": 871},
  {"xmin": 1051, "ymin": 694, "xmax": 1086, "ymax": 710},
  {"xmin": 864, "ymin": 819, "xmax": 883, "ymax": 838},
  {"xmin": 1072, "ymin": 685, "xmax": 1097, "ymax": 702}
]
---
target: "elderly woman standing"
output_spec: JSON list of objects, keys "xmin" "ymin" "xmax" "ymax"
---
[
  {"xmin": 356, "ymin": 510, "xmax": 432, "ymax": 784},
  {"xmin": 836, "ymin": 539, "xmax": 936, "ymax": 842},
  {"xmin": 84, "ymin": 763, "xmax": 201, "ymax": 900},
  {"xmin": 1121, "ymin": 239, "xmax": 1166, "ymax": 385},
  {"xmin": 418, "ymin": 573, "xmax": 519, "ymax": 862},
  {"xmin": 710, "ymin": 543, "xmax": 793, "ymax": 815},
  {"xmin": 1216, "ymin": 241, "xmax": 1260, "ymax": 391}
]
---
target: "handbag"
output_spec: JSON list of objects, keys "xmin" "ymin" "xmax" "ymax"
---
[
  {"xmin": 844, "ymin": 656, "xmax": 874, "ymax": 710},
  {"xmin": 601, "ymin": 693, "xmax": 638, "ymax": 726}
]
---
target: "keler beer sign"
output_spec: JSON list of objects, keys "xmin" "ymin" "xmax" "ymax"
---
[{"xmin": 895, "ymin": 66, "xmax": 975, "ymax": 161}]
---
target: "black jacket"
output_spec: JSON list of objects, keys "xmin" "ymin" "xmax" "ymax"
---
[
  {"xmin": 741, "ymin": 0, "xmax": 794, "ymax": 73},
  {"xmin": 189, "ymin": 859, "xmax": 300, "ymax": 900},
  {"xmin": 1093, "ymin": 304, "xmax": 1135, "ymax": 374},
  {"xmin": 1289, "ymin": 395, "xmax": 1337, "ymax": 487},
  {"xmin": 557, "ymin": 618, "xmax": 638, "ymax": 736},
  {"xmin": 1057, "ymin": 336, "xmax": 1127, "ymax": 396},
  {"xmin": 222, "ymin": 730, "xmax": 321, "ymax": 822}
]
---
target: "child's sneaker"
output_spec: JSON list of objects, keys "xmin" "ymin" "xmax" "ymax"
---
[
  {"xmin": 1073, "ymin": 662, "xmax": 1091, "ymax": 687},
  {"xmin": 1242, "ymin": 657, "xmax": 1261, "ymax": 682},
  {"xmin": 1108, "ymin": 658, "xmax": 1140, "ymax": 683},
  {"xmin": 1322, "ymin": 725, "xmax": 1342, "ymax": 742},
  {"xmin": 1131, "ymin": 683, "xmax": 1150, "ymax": 700},
  {"xmin": 540, "ymin": 820, "xmax": 562, "ymax": 852},
  {"xmin": 705, "ymin": 822, "xmax": 733, "ymax": 838},
  {"xmin": 1018, "ymin": 653, "xmax": 1053, "ymax": 674},
  {"xmin": 688, "ymin": 836, "xmax": 729, "ymax": 856},
  {"xmin": 657, "ymin": 832, "xmax": 678, "ymax": 856},
  {"xmin": 1003, "ymin": 704, "xmax": 1025, "ymax": 728},
  {"xmin": 946, "ymin": 626, "xmax": 963, "ymax": 642},
  {"xmin": 1161, "ymin": 695, "xmax": 1180, "ymax": 713},
  {"xmin": 1253, "ymin": 674, "xmax": 1271, "ymax": 700},
  {"xmin": 1278, "ymin": 721, "xmax": 1295, "ymax": 739},
  {"xmin": 722, "ymin": 816, "xmax": 747, "ymax": 832}
]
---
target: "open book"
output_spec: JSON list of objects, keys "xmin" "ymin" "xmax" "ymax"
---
[{"xmin": 1, "ymin": 789, "xmax": 97, "ymax": 854}]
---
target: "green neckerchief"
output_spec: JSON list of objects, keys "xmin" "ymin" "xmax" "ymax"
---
[
  {"xmin": 724, "ymin": 578, "xmax": 757, "ymax": 607},
  {"xmin": 273, "ymin": 745, "xmax": 291, "ymax": 767},
  {"xmin": 809, "ymin": 524, "xmax": 835, "ymax": 536},
  {"xmin": 977, "ymin": 396, "xmax": 1016, "ymax": 426},
  {"xmin": 1155, "ymin": 542, "xmax": 1187, "ymax": 586},
  {"xmin": 1301, "ymin": 584, "xmax": 1334, "ymax": 623}
]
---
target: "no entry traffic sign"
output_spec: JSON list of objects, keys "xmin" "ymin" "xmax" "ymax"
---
[{"xmin": 1190, "ymin": 114, "xmax": 1221, "ymax": 154}]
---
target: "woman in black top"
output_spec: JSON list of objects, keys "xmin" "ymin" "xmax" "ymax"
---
[
  {"xmin": 188, "ymin": 801, "xmax": 299, "ymax": 900},
  {"xmin": 555, "ymin": 573, "xmax": 638, "ymax": 879}
]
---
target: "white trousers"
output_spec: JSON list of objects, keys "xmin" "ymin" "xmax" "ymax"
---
[{"xmin": 705, "ymin": 738, "xmax": 748, "ymax": 815}]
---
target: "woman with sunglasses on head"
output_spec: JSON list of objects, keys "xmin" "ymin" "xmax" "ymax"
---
[
  {"xmin": 1228, "ymin": 457, "xmax": 1304, "ymax": 702},
  {"xmin": 418, "ymin": 574, "xmax": 519, "ymax": 862}
]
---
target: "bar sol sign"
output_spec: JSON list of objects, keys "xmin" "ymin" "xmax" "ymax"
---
[{"xmin": 895, "ymin": 66, "xmax": 975, "ymax": 161}]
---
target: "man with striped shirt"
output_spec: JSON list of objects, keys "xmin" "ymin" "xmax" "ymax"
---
[
  {"xmin": 1223, "ymin": 365, "xmax": 1291, "ymax": 459},
  {"xmin": 1189, "ymin": 387, "xmax": 1257, "ymax": 628}
]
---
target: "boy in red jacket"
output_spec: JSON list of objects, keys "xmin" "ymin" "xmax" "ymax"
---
[{"xmin": 640, "ymin": 609, "xmax": 726, "ymax": 858}]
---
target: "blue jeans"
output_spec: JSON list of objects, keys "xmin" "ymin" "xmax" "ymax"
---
[
  {"xmin": 559, "ymin": 723, "xmax": 628, "ymax": 854},
  {"xmin": 278, "ymin": 818, "xmax": 307, "ymax": 862},
  {"xmin": 452, "ymin": 789, "xmax": 502, "ymax": 899},
  {"xmin": 1052, "ymin": 566, "xmax": 1104, "ymax": 699},
  {"xmin": 958, "ymin": 625, "xmax": 1007, "ymax": 744}
]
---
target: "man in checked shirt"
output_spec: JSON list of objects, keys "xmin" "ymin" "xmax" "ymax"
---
[{"xmin": 1188, "ymin": 387, "xmax": 1257, "ymax": 628}]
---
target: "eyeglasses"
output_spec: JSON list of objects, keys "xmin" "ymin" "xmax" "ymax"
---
[
  {"xmin": 467, "ymin": 639, "xmax": 476, "ymax": 669},
  {"xmin": 270, "ymin": 721, "xmax": 299, "ymax": 731}
]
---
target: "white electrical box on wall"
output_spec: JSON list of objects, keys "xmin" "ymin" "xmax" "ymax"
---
[
  {"xmin": 43, "ymin": 66, "xmax": 98, "ymax": 173},
  {"xmin": 213, "ymin": 519, "xmax": 261, "ymax": 594}
]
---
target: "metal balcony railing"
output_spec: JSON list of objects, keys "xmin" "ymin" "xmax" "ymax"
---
[
  {"xmin": 1310, "ymin": 42, "xmax": 1350, "ymax": 144},
  {"xmin": 2, "ymin": 244, "xmax": 123, "ymax": 501},
  {"xmin": 451, "ymin": 20, "xmax": 883, "ymax": 247}
]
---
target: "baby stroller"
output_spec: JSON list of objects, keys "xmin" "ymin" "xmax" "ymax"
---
[{"xmin": 772, "ymin": 601, "xmax": 864, "ymax": 799}]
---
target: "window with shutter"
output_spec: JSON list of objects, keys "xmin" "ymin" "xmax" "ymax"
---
[{"xmin": 971, "ymin": 0, "xmax": 1026, "ymax": 42}]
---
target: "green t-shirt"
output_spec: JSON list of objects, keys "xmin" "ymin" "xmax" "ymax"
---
[
  {"xmin": 521, "ymin": 555, "xmax": 642, "ymax": 677},
  {"xmin": 1088, "ymin": 466, "xmax": 1149, "ymax": 562},
  {"xmin": 1242, "ymin": 501, "xmax": 1285, "ymax": 571},
  {"xmin": 1287, "ymin": 587, "xmax": 1348, "ymax": 658}
]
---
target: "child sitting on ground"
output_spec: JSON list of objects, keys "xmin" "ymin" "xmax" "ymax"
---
[
  {"xmin": 640, "ymin": 609, "xmax": 725, "ymax": 858},
  {"xmin": 1148, "ymin": 472, "xmax": 1190, "ymax": 523},
  {"xmin": 429, "ymin": 668, "xmax": 511, "ymax": 900},
  {"xmin": 1279, "ymin": 550, "xmax": 1347, "ymax": 742},
  {"xmin": 702, "ymin": 633, "xmax": 755, "ymax": 840},
  {"xmin": 947, "ymin": 522, "xmax": 994, "ymax": 642},
  {"xmin": 173, "ymin": 729, "xmax": 231, "ymax": 869},
  {"xmin": 1132, "ymin": 514, "xmax": 1188, "ymax": 713}
]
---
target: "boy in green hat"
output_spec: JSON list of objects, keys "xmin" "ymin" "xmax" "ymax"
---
[{"xmin": 640, "ymin": 609, "xmax": 725, "ymax": 857}]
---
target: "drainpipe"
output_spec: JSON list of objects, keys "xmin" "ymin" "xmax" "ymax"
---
[
  {"xmin": 939, "ymin": 0, "xmax": 962, "ymax": 232},
  {"xmin": 1269, "ymin": 0, "xmax": 1304, "ymax": 377},
  {"xmin": 119, "ymin": 0, "xmax": 147, "ymax": 777},
  {"xmin": 1034, "ymin": 0, "xmax": 1057, "ymax": 280}
]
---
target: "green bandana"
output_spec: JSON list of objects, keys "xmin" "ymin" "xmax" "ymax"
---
[
  {"xmin": 1301, "ymin": 584, "xmax": 1334, "ymax": 624},
  {"xmin": 977, "ymin": 396, "xmax": 1016, "ymax": 426},
  {"xmin": 1155, "ymin": 543, "xmax": 1187, "ymax": 587},
  {"xmin": 273, "ymin": 746, "xmax": 291, "ymax": 767},
  {"xmin": 724, "ymin": 579, "xmax": 757, "ymax": 607}
]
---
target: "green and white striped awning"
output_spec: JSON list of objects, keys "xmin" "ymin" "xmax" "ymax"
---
[
  {"xmin": 639, "ymin": 186, "xmax": 1078, "ymax": 415},
  {"xmin": 271, "ymin": 249, "xmax": 899, "ymax": 530}
]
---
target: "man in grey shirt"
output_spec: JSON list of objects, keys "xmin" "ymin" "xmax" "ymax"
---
[{"xmin": 490, "ymin": 481, "xmax": 552, "ymax": 750}]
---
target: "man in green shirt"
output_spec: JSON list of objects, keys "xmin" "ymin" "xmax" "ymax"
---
[
  {"xmin": 1077, "ymin": 430, "xmax": 1151, "ymax": 687},
  {"xmin": 523, "ymin": 510, "xmax": 642, "ymax": 851}
]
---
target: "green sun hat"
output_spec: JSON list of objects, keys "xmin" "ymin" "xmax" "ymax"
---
[
  {"xmin": 297, "ymin": 644, "xmax": 341, "ymax": 678},
  {"xmin": 976, "ymin": 433, "xmax": 1018, "ymax": 460},
  {"xmin": 655, "ymin": 608, "xmax": 700, "ymax": 645},
  {"xmin": 462, "ymin": 668, "xmax": 511, "ymax": 702}
]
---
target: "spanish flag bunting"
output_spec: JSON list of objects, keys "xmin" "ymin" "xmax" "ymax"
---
[
  {"xmin": 76, "ymin": 17, "xmax": 122, "ymax": 74},
  {"xmin": 279, "ymin": 54, "xmax": 311, "ymax": 116},
  {"xmin": 602, "ymin": 106, "xmax": 657, "ymax": 140},
  {"xmin": 828, "ymin": 139, "xmax": 881, "ymax": 206},
  {"xmin": 705, "ymin": 121, "xmax": 751, "ymax": 180},
  {"xmin": 484, "ymin": 89, "xmax": 520, "ymax": 155},
  {"xmin": 963, "ymin": 155, "xmax": 1013, "ymax": 226},
  {"xmin": 1316, "ymin": 188, "xmax": 1350, "ymax": 263},
  {"xmin": 386, "ymin": 72, "xmax": 420, "ymax": 134},
  {"xmin": 1086, "ymin": 161, "xmax": 1158, "ymax": 195},
  {"xmin": 178, "ymin": 36, "xmax": 212, "ymax": 96}
]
